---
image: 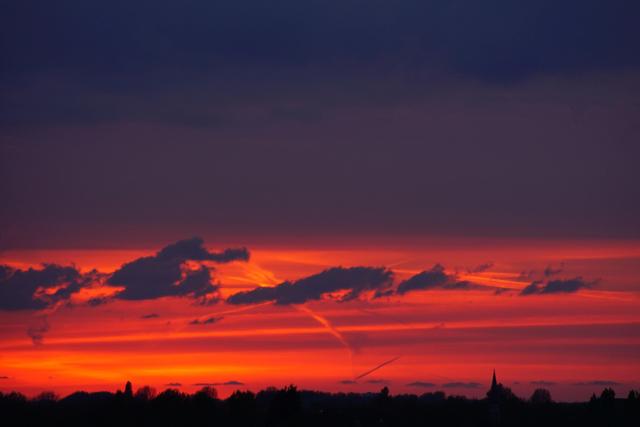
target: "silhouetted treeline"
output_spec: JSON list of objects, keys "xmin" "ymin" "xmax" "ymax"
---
[{"xmin": 1, "ymin": 384, "xmax": 639, "ymax": 427}]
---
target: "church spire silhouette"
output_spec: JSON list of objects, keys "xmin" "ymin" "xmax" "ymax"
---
[
  {"xmin": 491, "ymin": 369, "xmax": 497, "ymax": 390},
  {"xmin": 124, "ymin": 381, "xmax": 133, "ymax": 398}
]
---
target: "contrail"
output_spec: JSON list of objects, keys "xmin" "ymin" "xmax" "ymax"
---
[
  {"xmin": 354, "ymin": 356, "xmax": 400, "ymax": 380},
  {"xmin": 295, "ymin": 305, "xmax": 354, "ymax": 376},
  {"xmin": 206, "ymin": 301, "xmax": 271, "ymax": 316},
  {"xmin": 295, "ymin": 305, "xmax": 351, "ymax": 351},
  {"xmin": 190, "ymin": 301, "xmax": 271, "ymax": 324}
]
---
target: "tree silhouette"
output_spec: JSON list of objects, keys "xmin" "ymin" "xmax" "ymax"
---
[
  {"xmin": 0, "ymin": 384, "xmax": 637, "ymax": 427},
  {"xmin": 600, "ymin": 387, "xmax": 616, "ymax": 402},
  {"xmin": 530, "ymin": 388, "xmax": 553, "ymax": 404},
  {"xmin": 134, "ymin": 385, "xmax": 157, "ymax": 401},
  {"xmin": 124, "ymin": 381, "xmax": 133, "ymax": 399}
]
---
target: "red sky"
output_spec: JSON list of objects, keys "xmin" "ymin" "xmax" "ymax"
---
[
  {"xmin": 2, "ymin": 0, "xmax": 639, "ymax": 408},
  {"xmin": 1, "ymin": 238, "xmax": 638, "ymax": 401}
]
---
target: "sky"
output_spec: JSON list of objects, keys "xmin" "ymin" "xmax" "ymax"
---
[{"xmin": 1, "ymin": 1, "xmax": 639, "ymax": 401}]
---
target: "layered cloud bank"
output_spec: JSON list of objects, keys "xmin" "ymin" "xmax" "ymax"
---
[
  {"xmin": 1, "ymin": 238, "xmax": 250, "ymax": 310},
  {"xmin": 0, "ymin": 238, "xmax": 601, "ymax": 315}
]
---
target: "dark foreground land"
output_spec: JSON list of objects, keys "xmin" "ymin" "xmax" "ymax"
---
[{"xmin": 1, "ymin": 384, "xmax": 639, "ymax": 427}]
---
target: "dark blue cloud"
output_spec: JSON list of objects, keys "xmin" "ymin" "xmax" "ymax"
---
[
  {"xmin": 521, "ymin": 277, "xmax": 590, "ymax": 295},
  {"xmin": 0, "ymin": 264, "xmax": 84, "ymax": 310},
  {"xmin": 227, "ymin": 266, "xmax": 393, "ymax": 305},
  {"xmin": 1, "ymin": 2, "xmax": 639, "ymax": 247},
  {"xmin": 107, "ymin": 237, "xmax": 248, "ymax": 302},
  {"xmin": 396, "ymin": 264, "xmax": 450, "ymax": 294},
  {"xmin": 2, "ymin": 1, "xmax": 638, "ymax": 81},
  {"xmin": 395, "ymin": 264, "xmax": 496, "ymax": 295},
  {"xmin": 1, "ymin": 1, "xmax": 639, "ymax": 128}
]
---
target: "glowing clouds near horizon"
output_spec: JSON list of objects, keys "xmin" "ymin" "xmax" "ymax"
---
[{"xmin": 1, "ymin": 239, "xmax": 639, "ymax": 401}]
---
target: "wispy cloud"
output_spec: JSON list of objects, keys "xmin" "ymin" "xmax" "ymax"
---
[
  {"xmin": 27, "ymin": 316, "xmax": 50, "ymax": 345},
  {"xmin": 572, "ymin": 380, "xmax": 620, "ymax": 386},
  {"xmin": 141, "ymin": 313, "xmax": 159, "ymax": 319},
  {"xmin": 407, "ymin": 381, "xmax": 436, "ymax": 388},
  {"xmin": 189, "ymin": 316, "xmax": 223, "ymax": 325},
  {"xmin": 441, "ymin": 382, "xmax": 482, "ymax": 389},
  {"xmin": 531, "ymin": 380, "xmax": 557, "ymax": 386},
  {"xmin": 193, "ymin": 381, "xmax": 244, "ymax": 386}
]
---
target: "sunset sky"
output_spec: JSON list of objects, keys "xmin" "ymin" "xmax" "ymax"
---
[{"xmin": 1, "ymin": 1, "xmax": 639, "ymax": 402}]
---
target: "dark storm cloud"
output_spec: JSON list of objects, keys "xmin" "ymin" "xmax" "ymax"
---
[
  {"xmin": 1, "ymin": 2, "xmax": 640, "ymax": 247},
  {"xmin": 441, "ymin": 382, "xmax": 482, "ymax": 389},
  {"xmin": 0, "ymin": 264, "xmax": 85, "ymax": 310},
  {"xmin": 107, "ymin": 238, "xmax": 248, "ymax": 302},
  {"xmin": 520, "ymin": 277, "xmax": 590, "ymax": 295},
  {"xmin": 2, "ymin": 1, "xmax": 638, "ymax": 101},
  {"xmin": 227, "ymin": 267, "xmax": 393, "ymax": 305},
  {"xmin": 407, "ymin": 381, "xmax": 436, "ymax": 388}
]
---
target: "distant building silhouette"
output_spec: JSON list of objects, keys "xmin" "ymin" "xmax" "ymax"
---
[
  {"xmin": 124, "ymin": 381, "xmax": 133, "ymax": 399},
  {"xmin": 1, "ymin": 380, "xmax": 638, "ymax": 426},
  {"xmin": 488, "ymin": 369, "xmax": 501, "ymax": 426},
  {"xmin": 487, "ymin": 369, "xmax": 516, "ymax": 402}
]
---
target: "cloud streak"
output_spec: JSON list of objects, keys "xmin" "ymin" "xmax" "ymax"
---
[
  {"xmin": 531, "ymin": 381, "xmax": 557, "ymax": 386},
  {"xmin": 572, "ymin": 380, "xmax": 620, "ymax": 386},
  {"xmin": 407, "ymin": 381, "xmax": 436, "ymax": 388},
  {"xmin": 27, "ymin": 316, "xmax": 50, "ymax": 345},
  {"xmin": 193, "ymin": 381, "xmax": 244, "ymax": 386},
  {"xmin": 441, "ymin": 382, "xmax": 482, "ymax": 389},
  {"xmin": 354, "ymin": 356, "xmax": 400, "ymax": 381},
  {"xmin": 189, "ymin": 316, "xmax": 223, "ymax": 325}
]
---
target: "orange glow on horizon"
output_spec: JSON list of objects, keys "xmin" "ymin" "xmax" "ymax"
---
[{"xmin": 1, "ymin": 238, "xmax": 640, "ymax": 401}]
